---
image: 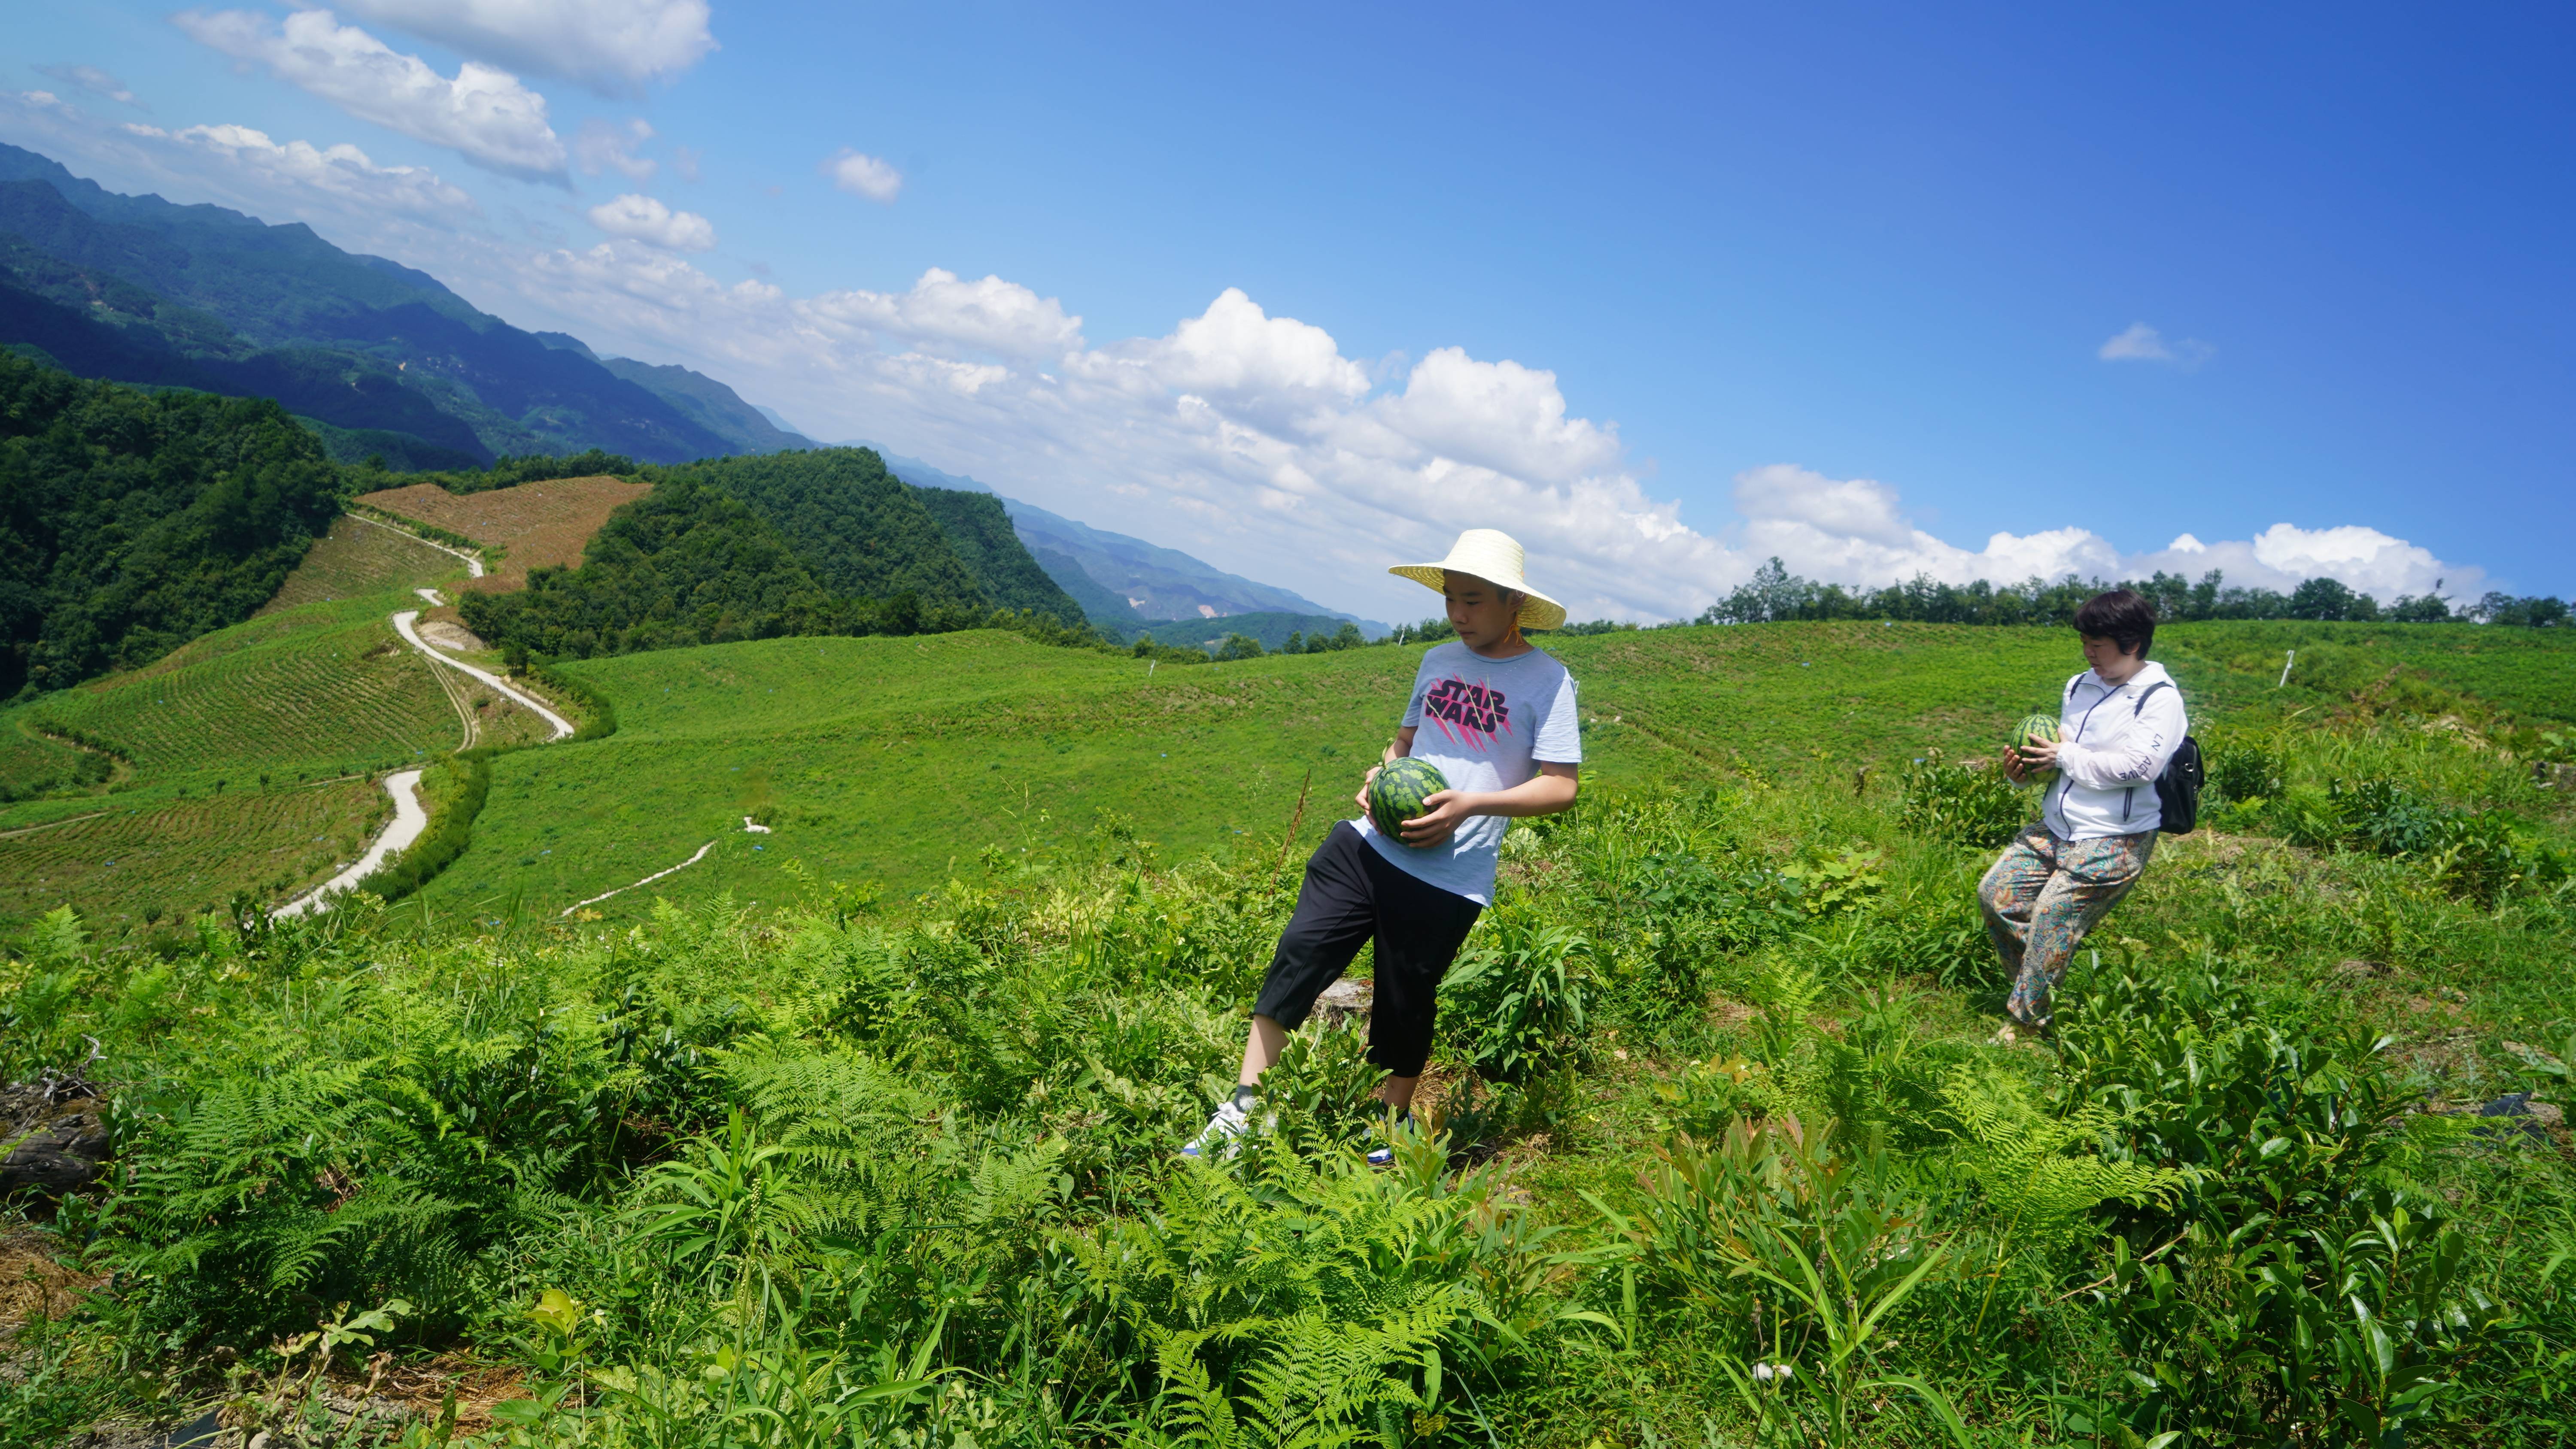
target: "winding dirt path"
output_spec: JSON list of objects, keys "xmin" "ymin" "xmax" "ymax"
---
[
  {"xmin": 391, "ymin": 610, "xmax": 574, "ymax": 740},
  {"xmin": 559, "ymin": 841, "xmax": 717, "ymax": 917},
  {"xmin": 270, "ymin": 605, "xmax": 575, "ymax": 917},
  {"xmin": 275, "ymin": 769, "xmax": 426, "ymax": 917}
]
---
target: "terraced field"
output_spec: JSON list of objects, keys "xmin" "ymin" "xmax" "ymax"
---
[
  {"xmin": 12, "ymin": 597, "xmax": 464, "ymax": 789},
  {"xmin": 0, "ymin": 724, "xmax": 107, "ymax": 802},
  {"xmin": 424, "ymin": 618, "xmax": 2576, "ymax": 921},
  {"xmin": 356, "ymin": 476, "xmax": 651, "ymax": 592},
  {"xmin": 0, "ymin": 520, "xmax": 495, "ymax": 925},
  {"xmin": 258, "ymin": 514, "xmax": 463, "ymax": 613},
  {"xmin": 0, "ymin": 779, "xmax": 390, "ymax": 925}
]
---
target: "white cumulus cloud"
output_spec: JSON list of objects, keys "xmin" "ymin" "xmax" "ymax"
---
[
  {"xmin": 822, "ymin": 148, "xmax": 901, "ymax": 203},
  {"xmin": 574, "ymin": 116, "xmax": 655, "ymax": 180},
  {"xmin": 585, "ymin": 192, "xmax": 713, "ymax": 251},
  {"xmin": 175, "ymin": 9, "xmax": 568, "ymax": 183},
  {"xmin": 152, "ymin": 122, "xmax": 479, "ymax": 217},
  {"xmin": 2098, "ymin": 321, "xmax": 2214, "ymax": 369},
  {"xmin": 456, "ymin": 244, "xmax": 2485, "ymax": 621},
  {"xmin": 334, "ymin": 0, "xmax": 714, "ymax": 93},
  {"xmin": 34, "ymin": 64, "xmax": 145, "ymax": 110},
  {"xmin": 2120, "ymin": 522, "xmax": 2472, "ymax": 600},
  {"xmin": 808, "ymin": 268, "xmax": 1082, "ymax": 359}
]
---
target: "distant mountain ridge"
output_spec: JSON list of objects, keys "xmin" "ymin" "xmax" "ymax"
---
[
  {"xmin": 0, "ymin": 142, "xmax": 1378, "ymax": 651},
  {"xmin": 853, "ymin": 441, "xmax": 1385, "ymax": 639},
  {"xmin": 0, "ymin": 143, "xmax": 790, "ymax": 469}
]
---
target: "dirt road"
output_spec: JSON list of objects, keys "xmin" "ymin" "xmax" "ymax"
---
[{"xmin": 275, "ymin": 769, "xmax": 426, "ymax": 917}]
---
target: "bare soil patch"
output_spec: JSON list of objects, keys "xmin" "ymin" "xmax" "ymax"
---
[
  {"xmin": 356, "ymin": 477, "xmax": 652, "ymax": 594},
  {"xmin": 0, "ymin": 1226, "xmax": 102, "ymax": 1341},
  {"xmin": 417, "ymin": 621, "xmax": 488, "ymax": 653}
]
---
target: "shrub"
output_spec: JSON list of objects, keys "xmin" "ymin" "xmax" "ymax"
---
[
  {"xmin": 1438, "ymin": 915, "xmax": 1593, "ymax": 1085},
  {"xmin": 2055, "ymin": 964, "xmax": 2510, "ymax": 1445},
  {"xmin": 1898, "ymin": 750, "xmax": 2027, "ymax": 849},
  {"xmin": 355, "ymin": 752, "xmax": 491, "ymax": 902},
  {"xmin": 2203, "ymin": 734, "xmax": 2284, "ymax": 803}
]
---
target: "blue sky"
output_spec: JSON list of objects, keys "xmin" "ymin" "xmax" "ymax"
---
[{"xmin": 7, "ymin": 1, "xmax": 2569, "ymax": 621}]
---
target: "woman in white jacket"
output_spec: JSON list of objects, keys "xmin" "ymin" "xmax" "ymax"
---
[{"xmin": 1985, "ymin": 589, "xmax": 2187, "ymax": 1031}]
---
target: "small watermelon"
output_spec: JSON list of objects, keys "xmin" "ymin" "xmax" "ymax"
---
[
  {"xmin": 1368, "ymin": 758, "xmax": 1449, "ymax": 845},
  {"xmin": 2008, "ymin": 711, "xmax": 2061, "ymax": 783}
]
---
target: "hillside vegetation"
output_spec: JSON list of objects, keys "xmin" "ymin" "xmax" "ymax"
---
[
  {"xmin": 257, "ymin": 515, "xmax": 461, "ymax": 614},
  {"xmin": 0, "ymin": 352, "xmax": 343, "ymax": 697},
  {"xmin": 2, "ymin": 610, "xmax": 2570, "ymax": 1448}
]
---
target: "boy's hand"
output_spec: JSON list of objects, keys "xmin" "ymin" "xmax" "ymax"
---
[
  {"xmin": 1399, "ymin": 789, "xmax": 1476, "ymax": 846},
  {"xmin": 1354, "ymin": 763, "xmax": 1381, "ymax": 812}
]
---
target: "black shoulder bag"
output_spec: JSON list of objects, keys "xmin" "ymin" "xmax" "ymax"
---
[{"xmin": 2133, "ymin": 680, "xmax": 2202, "ymax": 834}]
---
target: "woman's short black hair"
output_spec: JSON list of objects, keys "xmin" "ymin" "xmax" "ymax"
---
[{"xmin": 2075, "ymin": 589, "xmax": 2156, "ymax": 660}]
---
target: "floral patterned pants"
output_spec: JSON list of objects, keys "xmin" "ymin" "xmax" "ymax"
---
[{"xmin": 1979, "ymin": 823, "xmax": 2157, "ymax": 1026}]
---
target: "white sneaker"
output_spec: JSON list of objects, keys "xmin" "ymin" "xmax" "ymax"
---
[{"xmin": 1181, "ymin": 1099, "xmax": 1252, "ymax": 1160}]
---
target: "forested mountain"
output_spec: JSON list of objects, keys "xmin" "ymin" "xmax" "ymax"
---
[
  {"xmin": 0, "ymin": 144, "xmax": 778, "ymax": 468},
  {"xmin": 1025, "ymin": 544, "xmax": 1153, "ymax": 635},
  {"xmin": 1, "ymin": 251, "xmax": 489, "ymax": 467},
  {"xmin": 664, "ymin": 449, "xmax": 1069, "ymax": 623},
  {"xmin": 0, "ymin": 353, "xmax": 343, "ymax": 697},
  {"xmin": 456, "ymin": 477, "xmax": 850, "ymax": 659},
  {"xmin": 911, "ymin": 487, "xmax": 1087, "ymax": 625},
  {"xmin": 594, "ymin": 355, "xmax": 817, "ymax": 454},
  {"xmin": 454, "ymin": 449, "xmax": 1088, "ymax": 660}
]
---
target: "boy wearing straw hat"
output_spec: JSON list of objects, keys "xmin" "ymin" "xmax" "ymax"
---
[{"xmin": 1185, "ymin": 529, "xmax": 1583, "ymax": 1161}]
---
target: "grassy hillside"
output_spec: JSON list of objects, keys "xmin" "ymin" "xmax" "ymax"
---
[
  {"xmin": 257, "ymin": 514, "xmax": 460, "ymax": 613},
  {"xmin": 11, "ymin": 596, "xmax": 463, "ymax": 790},
  {"xmin": 416, "ymin": 617, "xmax": 2576, "ymax": 922},
  {"xmin": 0, "ymin": 776, "xmax": 389, "ymax": 926},
  {"xmin": 420, "ymin": 631, "xmax": 1393, "ymax": 915}
]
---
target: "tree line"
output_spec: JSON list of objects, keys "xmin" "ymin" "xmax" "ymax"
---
[{"xmin": 1694, "ymin": 557, "xmax": 2568, "ymax": 629}]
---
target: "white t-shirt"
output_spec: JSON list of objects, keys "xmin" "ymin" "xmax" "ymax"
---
[{"xmin": 1354, "ymin": 641, "xmax": 1583, "ymax": 905}]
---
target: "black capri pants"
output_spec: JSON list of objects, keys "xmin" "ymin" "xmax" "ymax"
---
[{"xmin": 1253, "ymin": 821, "xmax": 1483, "ymax": 1079}]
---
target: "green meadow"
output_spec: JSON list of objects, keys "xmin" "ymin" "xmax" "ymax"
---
[{"xmin": 421, "ymin": 618, "xmax": 2576, "ymax": 921}]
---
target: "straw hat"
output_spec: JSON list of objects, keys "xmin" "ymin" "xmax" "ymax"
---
[{"xmin": 1389, "ymin": 529, "xmax": 1568, "ymax": 631}]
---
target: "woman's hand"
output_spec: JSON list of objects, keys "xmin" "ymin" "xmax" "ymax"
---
[
  {"xmin": 1398, "ymin": 789, "xmax": 1479, "ymax": 846},
  {"xmin": 2002, "ymin": 748, "xmax": 2027, "ymax": 784},
  {"xmin": 2013, "ymin": 736, "xmax": 2061, "ymax": 776}
]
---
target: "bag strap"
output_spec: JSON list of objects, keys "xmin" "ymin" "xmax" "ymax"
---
[
  {"xmin": 2065, "ymin": 671, "xmax": 2087, "ymax": 699},
  {"xmin": 2132, "ymin": 679, "xmax": 2171, "ymax": 716}
]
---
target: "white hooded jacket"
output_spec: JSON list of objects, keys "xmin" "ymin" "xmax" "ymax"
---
[{"xmin": 2041, "ymin": 659, "xmax": 2187, "ymax": 841}]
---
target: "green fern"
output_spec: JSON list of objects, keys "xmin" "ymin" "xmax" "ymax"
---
[{"xmin": 1936, "ymin": 1061, "xmax": 2191, "ymax": 1250}]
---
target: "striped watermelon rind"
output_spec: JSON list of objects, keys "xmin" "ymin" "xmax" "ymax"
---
[
  {"xmin": 2010, "ymin": 711, "xmax": 2061, "ymax": 783},
  {"xmin": 1368, "ymin": 758, "xmax": 1449, "ymax": 846}
]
